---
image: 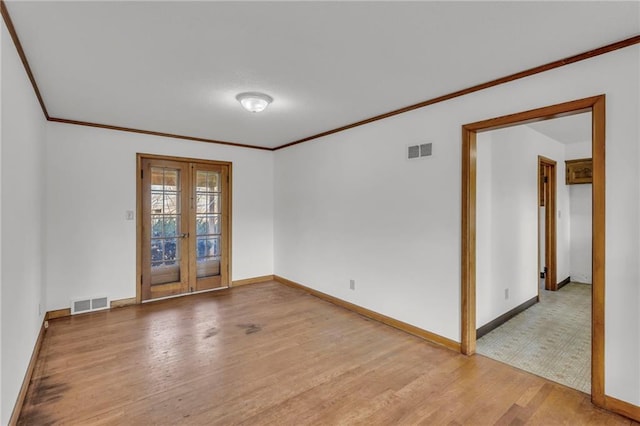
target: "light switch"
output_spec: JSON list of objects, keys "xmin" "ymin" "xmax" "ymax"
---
[{"xmin": 125, "ymin": 210, "xmax": 134, "ymax": 220}]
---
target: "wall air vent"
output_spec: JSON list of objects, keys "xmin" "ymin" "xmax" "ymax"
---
[
  {"xmin": 408, "ymin": 145, "xmax": 420, "ymax": 159},
  {"xmin": 420, "ymin": 143, "xmax": 432, "ymax": 157},
  {"xmin": 408, "ymin": 142, "xmax": 434, "ymax": 160},
  {"xmin": 71, "ymin": 296, "xmax": 110, "ymax": 315}
]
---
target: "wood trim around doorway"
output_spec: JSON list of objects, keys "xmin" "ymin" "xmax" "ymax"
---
[{"xmin": 460, "ymin": 95, "xmax": 605, "ymax": 408}]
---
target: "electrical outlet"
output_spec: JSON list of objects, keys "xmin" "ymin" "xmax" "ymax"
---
[
  {"xmin": 349, "ymin": 279, "xmax": 355, "ymax": 290},
  {"xmin": 504, "ymin": 289, "xmax": 509, "ymax": 300},
  {"xmin": 125, "ymin": 210, "xmax": 135, "ymax": 220}
]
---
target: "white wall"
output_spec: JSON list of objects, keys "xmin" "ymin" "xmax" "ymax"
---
[
  {"xmin": 0, "ymin": 22, "xmax": 5, "ymax": 424},
  {"xmin": 631, "ymin": 45, "xmax": 640, "ymax": 405},
  {"xmin": 1, "ymin": 21, "xmax": 47, "ymax": 425},
  {"xmin": 475, "ymin": 125, "xmax": 571, "ymax": 328},
  {"xmin": 476, "ymin": 133, "xmax": 493, "ymax": 326},
  {"xmin": 566, "ymin": 140, "xmax": 593, "ymax": 284},
  {"xmin": 0, "ymin": 19, "xmax": 4, "ymax": 422},
  {"xmin": 45, "ymin": 124, "xmax": 274, "ymax": 310},
  {"xmin": 274, "ymin": 45, "xmax": 640, "ymax": 405},
  {"xmin": 637, "ymin": 47, "xmax": 640, "ymax": 402}
]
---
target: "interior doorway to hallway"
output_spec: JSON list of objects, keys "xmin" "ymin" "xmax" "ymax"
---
[
  {"xmin": 538, "ymin": 156, "xmax": 557, "ymax": 292},
  {"xmin": 472, "ymin": 112, "xmax": 593, "ymax": 393},
  {"xmin": 461, "ymin": 95, "xmax": 605, "ymax": 406}
]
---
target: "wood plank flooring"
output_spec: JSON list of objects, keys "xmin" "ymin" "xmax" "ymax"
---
[{"xmin": 19, "ymin": 281, "xmax": 636, "ymax": 425}]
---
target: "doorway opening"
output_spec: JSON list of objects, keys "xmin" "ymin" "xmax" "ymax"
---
[
  {"xmin": 472, "ymin": 115, "xmax": 593, "ymax": 393},
  {"xmin": 461, "ymin": 95, "xmax": 605, "ymax": 406},
  {"xmin": 539, "ymin": 156, "xmax": 557, "ymax": 292},
  {"xmin": 136, "ymin": 154, "xmax": 232, "ymax": 302}
]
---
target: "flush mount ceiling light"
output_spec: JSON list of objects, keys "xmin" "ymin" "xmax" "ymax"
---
[{"xmin": 235, "ymin": 92, "xmax": 273, "ymax": 113}]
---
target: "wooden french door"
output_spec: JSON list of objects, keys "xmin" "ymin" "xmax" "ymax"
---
[{"xmin": 139, "ymin": 155, "xmax": 230, "ymax": 301}]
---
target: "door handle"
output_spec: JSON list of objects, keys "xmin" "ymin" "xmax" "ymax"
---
[{"xmin": 179, "ymin": 233, "xmax": 189, "ymax": 239}]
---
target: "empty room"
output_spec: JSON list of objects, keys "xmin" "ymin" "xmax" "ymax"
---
[{"xmin": 1, "ymin": 1, "xmax": 639, "ymax": 424}]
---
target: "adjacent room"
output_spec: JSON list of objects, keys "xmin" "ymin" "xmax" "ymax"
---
[
  {"xmin": 1, "ymin": 1, "xmax": 639, "ymax": 424},
  {"xmin": 474, "ymin": 113, "xmax": 594, "ymax": 393}
]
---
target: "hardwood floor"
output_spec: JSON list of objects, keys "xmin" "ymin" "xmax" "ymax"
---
[{"xmin": 19, "ymin": 281, "xmax": 636, "ymax": 425}]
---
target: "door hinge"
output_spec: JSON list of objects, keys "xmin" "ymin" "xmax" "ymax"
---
[
  {"xmin": 141, "ymin": 169, "xmax": 144, "ymax": 179},
  {"xmin": 543, "ymin": 176, "xmax": 548, "ymax": 183},
  {"xmin": 540, "ymin": 272, "xmax": 546, "ymax": 279}
]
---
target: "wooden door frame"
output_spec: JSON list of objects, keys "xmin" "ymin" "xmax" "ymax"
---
[
  {"xmin": 461, "ymin": 95, "xmax": 605, "ymax": 407},
  {"xmin": 538, "ymin": 156, "xmax": 558, "ymax": 291},
  {"xmin": 140, "ymin": 158, "xmax": 192, "ymax": 300},
  {"xmin": 189, "ymin": 162, "xmax": 231, "ymax": 293},
  {"xmin": 136, "ymin": 153, "xmax": 233, "ymax": 303}
]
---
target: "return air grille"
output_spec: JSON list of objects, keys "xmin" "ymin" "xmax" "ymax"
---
[
  {"xmin": 408, "ymin": 145, "xmax": 420, "ymax": 159},
  {"xmin": 71, "ymin": 296, "xmax": 110, "ymax": 315},
  {"xmin": 408, "ymin": 142, "xmax": 433, "ymax": 160},
  {"xmin": 91, "ymin": 297, "xmax": 108, "ymax": 310}
]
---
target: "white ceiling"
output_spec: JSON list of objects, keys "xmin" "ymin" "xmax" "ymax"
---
[
  {"xmin": 5, "ymin": 1, "xmax": 639, "ymax": 149},
  {"xmin": 528, "ymin": 112, "xmax": 592, "ymax": 145}
]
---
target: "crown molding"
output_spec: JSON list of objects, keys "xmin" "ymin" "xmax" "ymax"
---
[
  {"xmin": 273, "ymin": 34, "xmax": 640, "ymax": 150},
  {"xmin": 47, "ymin": 117, "xmax": 274, "ymax": 151},
  {"xmin": 1, "ymin": 0, "xmax": 49, "ymax": 119},
  {"xmin": 2, "ymin": 1, "xmax": 638, "ymax": 152}
]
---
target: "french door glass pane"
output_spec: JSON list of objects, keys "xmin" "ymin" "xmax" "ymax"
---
[
  {"xmin": 196, "ymin": 172, "xmax": 220, "ymax": 192},
  {"xmin": 196, "ymin": 215, "xmax": 220, "ymax": 235},
  {"xmin": 195, "ymin": 170, "xmax": 221, "ymax": 278},
  {"xmin": 150, "ymin": 167, "xmax": 183, "ymax": 285},
  {"xmin": 196, "ymin": 193, "xmax": 220, "ymax": 214}
]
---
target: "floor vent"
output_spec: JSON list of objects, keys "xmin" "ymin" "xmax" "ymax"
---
[{"xmin": 71, "ymin": 296, "xmax": 109, "ymax": 315}]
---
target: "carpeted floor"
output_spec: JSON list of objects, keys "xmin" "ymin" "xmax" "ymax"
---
[{"xmin": 476, "ymin": 282, "xmax": 591, "ymax": 393}]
